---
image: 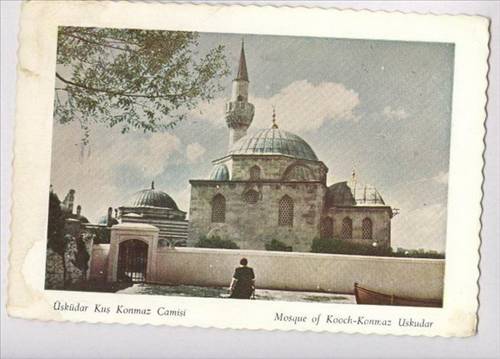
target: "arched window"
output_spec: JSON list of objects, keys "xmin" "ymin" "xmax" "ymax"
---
[
  {"xmin": 341, "ymin": 217, "xmax": 353, "ymax": 239},
  {"xmin": 249, "ymin": 165, "xmax": 261, "ymax": 180},
  {"xmin": 278, "ymin": 195, "xmax": 294, "ymax": 227},
  {"xmin": 362, "ymin": 217, "xmax": 373, "ymax": 240},
  {"xmin": 211, "ymin": 194, "xmax": 226, "ymax": 223},
  {"xmin": 243, "ymin": 189, "xmax": 260, "ymax": 204},
  {"xmin": 320, "ymin": 217, "xmax": 334, "ymax": 239}
]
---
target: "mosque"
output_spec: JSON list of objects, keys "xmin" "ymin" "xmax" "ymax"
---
[
  {"xmin": 187, "ymin": 43, "xmax": 396, "ymax": 252},
  {"xmin": 75, "ymin": 42, "xmax": 395, "ymax": 253},
  {"xmin": 46, "ymin": 42, "xmax": 401, "ymax": 290}
]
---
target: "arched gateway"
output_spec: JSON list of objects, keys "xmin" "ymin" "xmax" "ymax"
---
[
  {"xmin": 117, "ymin": 239, "xmax": 148, "ymax": 282},
  {"xmin": 106, "ymin": 223, "xmax": 159, "ymax": 283}
]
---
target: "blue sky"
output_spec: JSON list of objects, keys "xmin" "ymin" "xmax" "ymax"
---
[{"xmin": 51, "ymin": 32, "xmax": 454, "ymax": 251}]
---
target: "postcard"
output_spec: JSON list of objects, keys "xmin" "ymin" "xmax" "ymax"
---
[{"xmin": 7, "ymin": 1, "xmax": 489, "ymax": 337}]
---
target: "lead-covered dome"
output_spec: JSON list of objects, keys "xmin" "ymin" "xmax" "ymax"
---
[
  {"xmin": 126, "ymin": 182, "xmax": 178, "ymax": 210},
  {"xmin": 228, "ymin": 128, "xmax": 318, "ymax": 161},
  {"xmin": 326, "ymin": 180, "xmax": 386, "ymax": 208},
  {"xmin": 210, "ymin": 164, "xmax": 230, "ymax": 180}
]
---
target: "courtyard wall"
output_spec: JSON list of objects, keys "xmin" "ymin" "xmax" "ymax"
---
[{"xmin": 151, "ymin": 247, "xmax": 443, "ymax": 300}]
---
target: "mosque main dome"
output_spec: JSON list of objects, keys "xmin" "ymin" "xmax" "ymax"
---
[
  {"xmin": 125, "ymin": 182, "xmax": 179, "ymax": 210},
  {"xmin": 228, "ymin": 127, "xmax": 318, "ymax": 161}
]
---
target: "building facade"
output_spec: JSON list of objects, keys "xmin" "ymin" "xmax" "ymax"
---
[{"xmin": 188, "ymin": 43, "xmax": 396, "ymax": 251}]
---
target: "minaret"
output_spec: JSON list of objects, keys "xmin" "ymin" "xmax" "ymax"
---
[{"xmin": 225, "ymin": 40, "xmax": 255, "ymax": 148}]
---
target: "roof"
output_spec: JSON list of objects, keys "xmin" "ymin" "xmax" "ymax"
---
[
  {"xmin": 210, "ymin": 164, "xmax": 230, "ymax": 180},
  {"xmin": 326, "ymin": 180, "xmax": 386, "ymax": 208},
  {"xmin": 125, "ymin": 182, "xmax": 179, "ymax": 210},
  {"xmin": 228, "ymin": 128, "xmax": 318, "ymax": 161},
  {"xmin": 235, "ymin": 40, "xmax": 249, "ymax": 81}
]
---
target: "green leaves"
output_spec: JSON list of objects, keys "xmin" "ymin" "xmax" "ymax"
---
[
  {"xmin": 54, "ymin": 27, "xmax": 229, "ymax": 141},
  {"xmin": 195, "ymin": 235, "xmax": 240, "ymax": 249}
]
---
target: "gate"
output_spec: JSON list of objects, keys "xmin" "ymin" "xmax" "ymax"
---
[{"xmin": 117, "ymin": 239, "xmax": 148, "ymax": 282}]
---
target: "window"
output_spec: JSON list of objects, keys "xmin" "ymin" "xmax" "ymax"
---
[
  {"xmin": 320, "ymin": 217, "xmax": 334, "ymax": 239},
  {"xmin": 244, "ymin": 190, "xmax": 260, "ymax": 204},
  {"xmin": 341, "ymin": 217, "xmax": 353, "ymax": 239},
  {"xmin": 249, "ymin": 165, "xmax": 261, "ymax": 180},
  {"xmin": 278, "ymin": 195, "xmax": 294, "ymax": 227},
  {"xmin": 362, "ymin": 217, "xmax": 373, "ymax": 240},
  {"xmin": 211, "ymin": 194, "xmax": 226, "ymax": 223}
]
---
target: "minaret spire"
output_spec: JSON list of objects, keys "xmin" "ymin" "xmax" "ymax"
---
[
  {"xmin": 235, "ymin": 39, "xmax": 249, "ymax": 81},
  {"xmin": 225, "ymin": 39, "xmax": 255, "ymax": 148}
]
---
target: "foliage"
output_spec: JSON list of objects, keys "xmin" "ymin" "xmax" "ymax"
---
[
  {"xmin": 391, "ymin": 247, "xmax": 445, "ymax": 259},
  {"xmin": 195, "ymin": 235, "xmax": 239, "ymax": 249},
  {"xmin": 47, "ymin": 191, "xmax": 66, "ymax": 255},
  {"xmin": 55, "ymin": 27, "xmax": 229, "ymax": 142},
  {"xmin": 311, "ymin": 238, "xmax": 392, "ymax": 256},
  {"xmin": 265, "ymin": 239, "xmax": 292, "ymax": 252},
  {"xmin": 84, "ymin": 226, "xmax": 111, "ymax": 244},
  {"xmin": 72, "ymin": 237, "xmax": 91, "ymax": 272},
  {"xmin": 310, "ymin": 238, "xmax": 445, "ymax": 258}
]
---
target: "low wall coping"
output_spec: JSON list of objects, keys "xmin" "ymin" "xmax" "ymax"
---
[
  {"xmin": 110, "ymin": 223, "xmax": 159, "ymax": 232},
  {"xmin": 158, "ymin": 247, "xmax": 444, "ymax": 265}
]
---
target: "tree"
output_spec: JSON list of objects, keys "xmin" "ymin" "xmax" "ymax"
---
[
  {"xmin": 47, "ymin": 191, "xmax": 66, "ymax": 255},
  {"xmin": 55, "ymin": 27, "xmax": 229, "ymax": 142}
]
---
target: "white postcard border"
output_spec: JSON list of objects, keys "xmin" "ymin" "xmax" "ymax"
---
[{"xmin": 7, "ymin": 1, "xmax": 489, "ymax": 337}]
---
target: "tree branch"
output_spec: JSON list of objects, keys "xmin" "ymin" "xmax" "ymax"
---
[
  {"xmin": 55, "ymin": 72, "xmax": 190, "ymax": 99},
  {"xmin": 64, "ymin": 33, "xmax": 136, "ymax": 53}
]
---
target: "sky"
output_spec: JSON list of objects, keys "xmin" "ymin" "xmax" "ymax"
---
[{"xmin": 50, "ymin": 32, "xmax": 454, "ymax": 252}]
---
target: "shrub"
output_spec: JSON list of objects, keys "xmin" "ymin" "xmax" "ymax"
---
[
  {"xmin": 311, "ymin": 238, "xmax": 445, "ymax": 258},
  {"xmin": 265, "ymin": 239, "xmax": 292, "ymax": 252},
  {"xmin": 311, "ymin": 238, "xmax": 392, "ymax": 256},
  {"xmin": 195, "ymin": 235, "xmax": 239, "ymax": 249}
]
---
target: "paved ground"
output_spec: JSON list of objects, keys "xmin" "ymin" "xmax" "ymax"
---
[{"xmin": 117, "ymin": 284, "xmax": 356, "ymax": 304}]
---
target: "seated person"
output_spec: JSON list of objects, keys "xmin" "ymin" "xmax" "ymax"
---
[{"xmin": 229, "ymin": 258, "xmax": 255, "ymax": 299}]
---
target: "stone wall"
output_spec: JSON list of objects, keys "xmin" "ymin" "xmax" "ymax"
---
[
  {"xmin": 221, "ymin": 155, "xmax": 326, "ymax": 181},
  {"xmin": 326, "ymin": 206, "xmax": 392, "ymax": 246},
  {"xmin": 45, "ymin": 236, "xmax": 92, "ymax": 289},
  {"xmin": 152, "ymin": 247, "xmax": 444, "ymax": 300},
  {"xmin": 45, "ymin": 248, "xmax": 65, "ymax": 289},
  {"xmin": 188, "ymin": 180, "xmax": 326, "ymax": 251}
]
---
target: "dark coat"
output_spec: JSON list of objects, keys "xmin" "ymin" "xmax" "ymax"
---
[{"xmin": 230, "ymin": 266, "xmax": 255, "ymax": 299}]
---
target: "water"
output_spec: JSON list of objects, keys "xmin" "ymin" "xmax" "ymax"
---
[{"xmin": 117, "ymin": 284, "xmax": 356, "ymax": 304}]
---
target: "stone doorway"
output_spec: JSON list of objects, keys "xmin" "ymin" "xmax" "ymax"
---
[{"xmin": 117, "ymin": 239, "xmax": 148, "ymax": 282}]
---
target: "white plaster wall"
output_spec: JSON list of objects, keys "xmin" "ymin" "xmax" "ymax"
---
[{"xmin": 153, "ymin": 247, "xmax": 444, "ymax": 300}]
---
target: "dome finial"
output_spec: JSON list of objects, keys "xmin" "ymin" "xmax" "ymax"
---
[
  {"xmin": 151, "ymin": 181, "xmax": 155, "ymax": 190},
  {"xmin": 271, "ymin": 106, "xmax": 278, "ymax": 129}
]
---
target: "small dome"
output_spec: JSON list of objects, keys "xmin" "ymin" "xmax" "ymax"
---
[
  {"xmin": 229, "ymin": 128, "xmax": 318, "ymax": 161},
  {"xmin": 326, "ymin": 181, "xmax": 386, "ymax": 207},
  {"xmin": 210, "ymin": 164, "xmax": 230, "ymax": 181},
  {"xmin": 126, "ymin": 182, "xmax": 179, "ymax": 210}
]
